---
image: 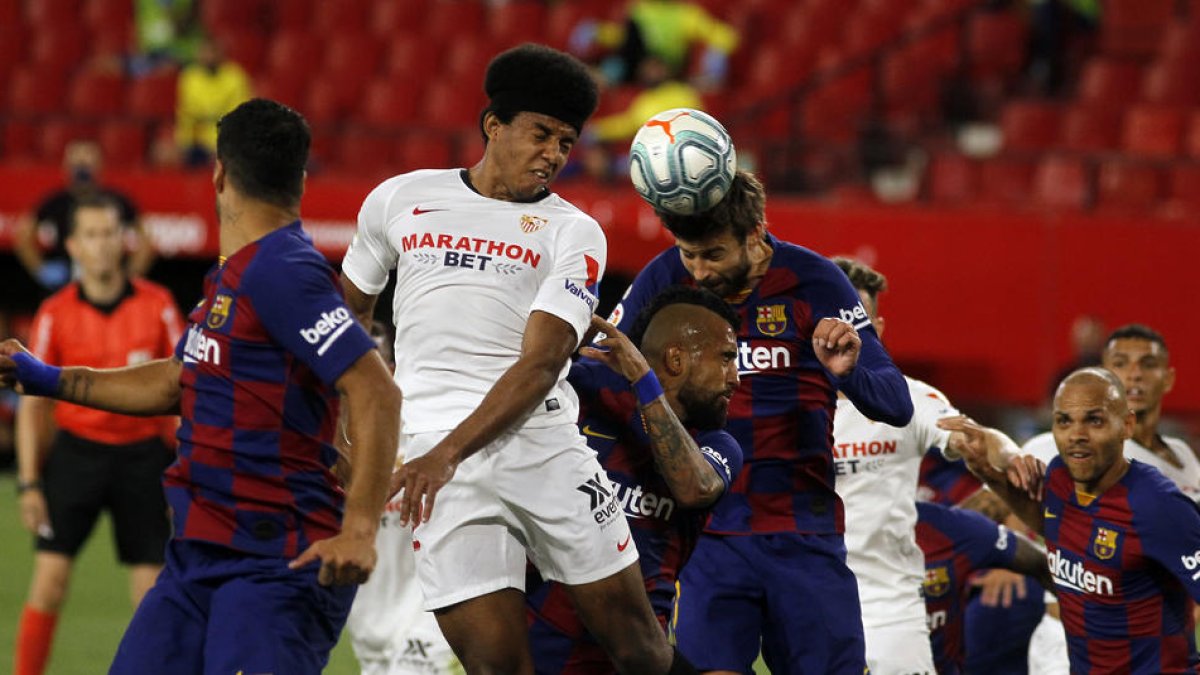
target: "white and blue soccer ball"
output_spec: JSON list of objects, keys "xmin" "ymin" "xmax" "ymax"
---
[{"xmin": 628, "ymin": 108, "xmax": 737, "ymax": 215}]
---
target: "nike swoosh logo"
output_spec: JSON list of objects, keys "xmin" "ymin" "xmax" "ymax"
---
[
  {"xmin": 581, "ymin": 424, "xmax": 617, "ymax": 441},
  {"xmin": 616, "ymin": 534, "xmax": 631, "ymax": 552},
  {"xmin": 412, "ymin": 206, "xmax": 446, "ymax": 216},
  {"xmin": 1044, "ymin": 509, "xmax": 1056, "ymax": 519}
]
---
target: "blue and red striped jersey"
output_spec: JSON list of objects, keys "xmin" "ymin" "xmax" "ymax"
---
[
  {"xmin": 608, "ymin": 234, "xmax": 910, "ymax": 534},
  {"xmin": 526, "ymin": 359, "xmax": 742, "ymax": 668},
  {"xmin": 918, "ymin": 451, "xmax": 983, "ymax": 506},
  {"xmin": 1042, "ymin": 457, "xmax": 1200, "ymax": 674},
  {"xmin": 915, "ymin": 501, "xmax": 1018, "ymax": 675},
  {"xmin": 164, "ymin": 221, "xmax": 376, "ymax": 558}
]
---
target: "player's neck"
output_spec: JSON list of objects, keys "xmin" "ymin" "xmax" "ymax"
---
[
  {"xmin": 1130, "ymin": 408, "xmax": 1162, "ymax": 450},
  {"xmin": 730, "ymin": 236, "xmax": 773, "ymax": 300},
  {"xmin": 218, "ymin": 199, "xmax": 299, "ymax": 258},
  {"xmin": 78, "ymin": 269, "xmax": 125, "ymax": 305},
  {"xmin": 1074, "ymin": 458, "xmax": 1130, "ymax": 503}
]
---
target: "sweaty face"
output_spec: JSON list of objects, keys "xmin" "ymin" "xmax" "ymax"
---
[
  {"xmin": 1101, "ymin": 338, "xmax": 1173, "ymax": 417},
  {"xmin": 66, "ymin": 206, "xmax": 124, "ymax": 279},
  {"xmin": 675, "ymin": 230, "xmax": 752, "ymax": 299},
  {"xmin": 1051, "ymin": 381, "xmax": 1132, "ymax": 491},
  {"xmin": 677, "ymin": 321, "xmax": 739, "ymax": 429},
  {"xmin": 488, "ymin": 112, "xmax": 577, "ymax": 201}
]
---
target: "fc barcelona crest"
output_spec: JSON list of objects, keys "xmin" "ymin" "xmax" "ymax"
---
[
  {"xmin": 520, "ymin": 214, "xmax": 548, "ymax": 234},
  {"xmin": 1092, "ymin": 526, "xmax": 1119, "ymax": 560},
  {"xmin": 755, "ymin": 304, "xmax": 787, "ymax": 336},
  {"xmin": 923, "ymin": 566, "xmax": 950, "ymax": 598},
  {"xmin": 206, "ymin": 294, "xmax": 232, "ymax": 329}
]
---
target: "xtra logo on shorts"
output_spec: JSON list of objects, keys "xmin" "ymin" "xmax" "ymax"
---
[{"xmin": 577, "ymin": 472, "xmax": 621, "ymax": 528}]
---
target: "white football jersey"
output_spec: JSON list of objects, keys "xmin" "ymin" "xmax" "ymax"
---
[
  {"xmin": 835, "ymin": 376, "xmax": 959, "ymax": 627},
  {"xmin": 343, "ymin": 169, "xmax": 606, "ymax": 433},
  {"xmin": 1022, "ymin": 431, "xmax": 1200, "ymax": 501}
]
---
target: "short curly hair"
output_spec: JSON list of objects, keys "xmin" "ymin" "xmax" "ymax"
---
[
  {"xmin": 479, "ymin": 43, "xmax": 598, "ymax": 143},
  {"xmin": 831, "ymin": 257, "xmax": 888, "ymax": 303},
  {"xmin": 656, "ymin": 170, "xmax": 766, "ymax": 243},
  {"xmin": 628, "ymin": 285, "xmax": 740, "ymax": 348}
]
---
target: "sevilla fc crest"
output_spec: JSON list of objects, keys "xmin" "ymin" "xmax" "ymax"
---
[{"xmin": 520, "ymin": 214, "xmax": 548, "ymax": 233}]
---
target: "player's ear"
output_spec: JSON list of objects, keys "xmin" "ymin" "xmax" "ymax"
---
[
  {"xmin": 1164, "ymin": 366, "xmax": 1176, "ymax": 395},
  {"xmin": 482, "ymin": 111, "xmax": 503, "ymax": 143},
  {"xmin": 663, "ymin": 344, "xmax": 686, "ymax": 378},
  {"xmin": 213, "ymin": 159, "xmax": 225, "ymax": 194}
]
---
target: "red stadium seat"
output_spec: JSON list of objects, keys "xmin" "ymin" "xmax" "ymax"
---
[
  {"xmin": 419, "ymin": 80, "xmax": 485, "ymax": 131},
  {"xmin": 0, "ymin": 0, "xmax": 20, "ymax": 25},
  {"xmin": 453, "ymin": 130, "xmax": 484, "ymax": 168},
  {"xmin": 27, "ymin": 0, "xmax": 79, "ymax": 26},
  {"xmin": 384, "ymin": 35, "xmax": 442, "ymax": 82},
  {"xmin": 264, "ymin": 30, "xmax": 321, "ymax": 79},
  {"xmin": 882, "ymin": 48, "xmax": 943, "ymax": 130},
  {"xmin": 319, "ymin": 33, "xmax": 382, "ymax": 90},
  {"xmin": 302, "ymin": 79, "xmax": 352, "ymax": 126},
  {"xmin": 1162, "ymin": 164, "xmax": 1200, "ymax": 215},
  {"xmin": 335, "ymin": 129, "xmax": 395, "ymax": 177},
  {"xmin": 489, "ymin": 1, "xmax": 547, "ymax": 46},
  {"xmin": 0, "ymin": 26, "xmax": 26, "ymax": 78},
  {"xmin": 1031, "ymin": 156, "xmax": 1088, "ymax": 210},
  {"xmin": 200, "ymin": 0, "xmax": 262, "ymax": 34},
  {"xmin": 1101, "ymin": 0, "xmax": 1173, "ymax": 58},
  {"xmin": 269, "ymin": 0, "xmax": 313, "ymax": 30},
  {"xmin": 313, "ymin": 0, "xmax": 370, "ymax": 35},
  {"xmin": 1061, "ymin": 106, "xmax": 1122, "ymax": 152},
  {"xmin": 544, "ymin": 1, "xmax": 589, "ymax": 50},
  {"xmin": 89, "ymin": 26, "xmax": 134, "ymax": 61},
  {"xmin": 1140, "ymin": 62, "xmax": 1200, "ymax": 106},
  {"xmin": 39, "ymin": 119, "xmax": 98, "ymax": 163},
  {"xmin": 359, "ymin": 78, "xmax": 422, "ymax": 129},
  {"xmin": 1095, "ymin": 160, "xmax": 1162, "ymax": 212},
  {"xmin": 907, "ymin": 25, "xmax": 961, "ymax": 77},
  {"xmin": 427, "ymin": 1, "xmax": 487, "ymax": 44},
  {"xmin": 1077, "ymin": 59, "xmax": 1142, "ymax": 105},
  {"xmin": 978, "ymin": 158, "xmax": 1035, "ymax": 205},
  {"xmin": 67, "ymin": 71, "xmax": 127, "ymax": 117},
  {"xmin": 743, "ymin": 43, "xmax": 813, "ymax": 100},
  {"xmin": 1000, "ymin": 101, "xmax": 1062, "ymax": 152},
  {"xmin": 1183, "ymin": 112, "xmax": 1200, "ymax": 158},
  {"xmin": 1, "ymin": 120, "xmax": 40, "ymax": 161},
  {"xmin": 801, "ymin": 67, "xmax": 874, "ymax": 143},
  {"xmin": 442, "ymin": 40, "xmax": 496, "ymax": 83},
  {"xmin": 98, "ymin": 120, "xmax": 147, "ymax": 168},
  {"xmin": 29, "ymin": 26, "xmax": 89, "ymax": 76},
  {"xmin": 7, "ymin": 68, "xmax": 67, "ymax": 116},
  {"xmin": 83, "ymin": 0, "xmax": 134, "ymax": 35},
  {"xmin": 843, "ymin": 11, "xmax": 901, "ymax": 58},
  {"xmin": 126, "ymin": 71, "xmax": 177, "ymax": 121},
  {"xmin": 1159, "ymin": 20, "xmax": 1200, "ymax": 65},
  {"xmin": 253, "ymin": 77, "xmax": 305, "ymax": 111},
  {"xmin": 396, "ymin": 134, "xmax": 454, "ymax": 171},
  {"xmin": 1121, "ymin": 105, "xmax": 1186, "ymax": 158},
  {"xmin": 966, "ymin": 11, "xmax": 1028, "ymax": 81},
  {"xmin": 925, "ymin": 152, "xmax": 979, "ymax": 203},
  {"xmin": 218, "ymin": 29, "xmax": 267, "ymax": 74},
  {"xmin": 370, "ymin": 0, "xmax": 428, "ymax": 38}
]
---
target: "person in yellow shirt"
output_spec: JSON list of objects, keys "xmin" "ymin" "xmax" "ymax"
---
[
  {"xmin": 570, "ymin": 0, "xmax": 739, "ymax": 89},
  {"xmin": 175, "ymin": 38, "xmax": 252, "ymax": 167},
  {"xmin": 590, "ymin": 56, "xmax": 701, "ymax": 143}
]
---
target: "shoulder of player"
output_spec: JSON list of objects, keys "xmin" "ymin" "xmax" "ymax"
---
[
  {"xmin": 37, "ymin": 283, "xmax": 80, "ymax": 313},
  {"xmin": 241, "ymin": 231, "xmax": 333, "ymax": 289},
  {"xmin": 1125, "ymin": 460, "xmax": 1188, "ymax": 505},
  {"xmin": 365, "ymin": 169, "xmax": 455, "ymax": 211},
  {"xmin": 1164, "ymin": 436, "xmax": 1200, "ymax": 464},
  {"xmin": 906, "ymin": 376, "xmax": 955, "ymax": 408}
]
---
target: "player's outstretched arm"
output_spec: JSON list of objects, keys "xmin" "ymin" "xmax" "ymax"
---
[
  {"xmin": 393, "ymin": 310, "xmax": 579, "ymax": 525},
  {"xmin": 581, "ymin": 316, "xmax": 725, "ymax": 507},
  {"xmin": 939, "ymin": 415, "xmax": 1046, "ymax": 535},
  {"xmin": 290, "ymin": 349, "xmax": 400, "ymax": 586},
  {"xmin": 0, "ymin": 339, "xmax": 182, "ymax": 415}
]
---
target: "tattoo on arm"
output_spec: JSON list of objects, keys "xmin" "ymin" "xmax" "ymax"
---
[
  {"xmin": 57, "ymin": 370, "xmax": 92, "ymax": 406},
  {"xmin": 641, "ymin": 400, "xmax": 722, "ymax": 502}
]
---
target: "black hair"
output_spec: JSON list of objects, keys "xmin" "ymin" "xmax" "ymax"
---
[
  {"xmin": 479, "ymin": 43, "xmax": 598, "ymax": 144},
  {"xmin": 628, "ymin": 285, "xmax": 740, "ymax": 348},
  {"xmin": 67, "ymin": 193, "xmax": 120, "ymax": 237},
  {"xmin": 831, "ymin": 257, "xmax": 889, "ymax": 301},
  {"xmin": 1105, "ymin": 324, "xmax": 1168, "ymax": 354},
  {"xmin": 216, "ymin": 98, "xmax": 309, "ymax": 209}
]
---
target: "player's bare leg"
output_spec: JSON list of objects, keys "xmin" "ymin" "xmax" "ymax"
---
[
  {"xmin": 434, "ymin": 589, "xmax": 533, "ymax": 675},
  {"xmin": 567, "ymin": 562, "xmax": 676, "ymax": 674},
  {"xmin": 127, "ymin": 564, "xmax": 161, "ymax": 608},
  {"xmin": 26, "ymin": 553, "xmax": 72, "ymax": 612}
]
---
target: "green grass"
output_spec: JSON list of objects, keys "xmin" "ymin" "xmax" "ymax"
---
[{"xmin": 1, "ymin": 473, "xmax": 765, "ymax": 673}]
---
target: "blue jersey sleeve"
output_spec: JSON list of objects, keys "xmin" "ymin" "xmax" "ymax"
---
[
  {"xmin": 694, "ymin": 429, "xmax": 743, "ymax": 492},
  {"xmin": 936, "ymin": 504, "xmax": 1019, "ymax": 569},
  {"xmin": 808, "ymin": 256, "xmax": 912, "ymax": 426},
  {"xmin": 244, "ymin": 247, "xmax": 376, "ymax": 386},
  {"xmin": 1132, "ymin": 470, "xmax": 1200, "ymax": 602}
]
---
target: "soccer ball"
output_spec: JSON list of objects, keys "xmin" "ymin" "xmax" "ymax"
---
[{"xmin": 628, "ymin": 108, "xmax": 737, "ymax": 215}]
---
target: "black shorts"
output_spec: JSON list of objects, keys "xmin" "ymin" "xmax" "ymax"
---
[{"xmin": 38, "ymin": 430, "xmax": 174, "ymax": 564}]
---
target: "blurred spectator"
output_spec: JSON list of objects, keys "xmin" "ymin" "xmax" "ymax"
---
[
  {"xmin": 580, "ymin": 55, "xmax": 702, "ymax": 181},
  {"xmin": 1048, "ymin": 314, "xmax": 1105, "ymax": 397},
  {"xmin": 1027, "ymin": 0, "xmax": 1100, "ymax": 95},
  {"xmin": 174, "ymin": 38, "xmax": 253, "ymax": 168},
  {"xmin": 570, "ymin": 0, "xmax": 739, "ymax": 90},
  {"xmin": 13, "ymin": 141, "xmax": 154, "ymax": 297},
  {"xmin": 128, "ymin": 0, "xmax": 201, "ymax": 75}
]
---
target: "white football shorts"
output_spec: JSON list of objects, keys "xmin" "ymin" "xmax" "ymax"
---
[
  {"xmin": 863, "ymin": 619, "xmax": 936, "ymax": 675},
  {"xmin": 404, "ymin": 424, "xmax": 638, "ymax": 610}
]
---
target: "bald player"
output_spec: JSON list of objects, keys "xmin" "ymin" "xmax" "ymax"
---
[
  {"xmin": 947, "ymin": 368, "xmax": 1200, "ymax": 674},
  {"xmin": 527, "ymin": 286, "xmax": 744, "ymax": 674}
]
